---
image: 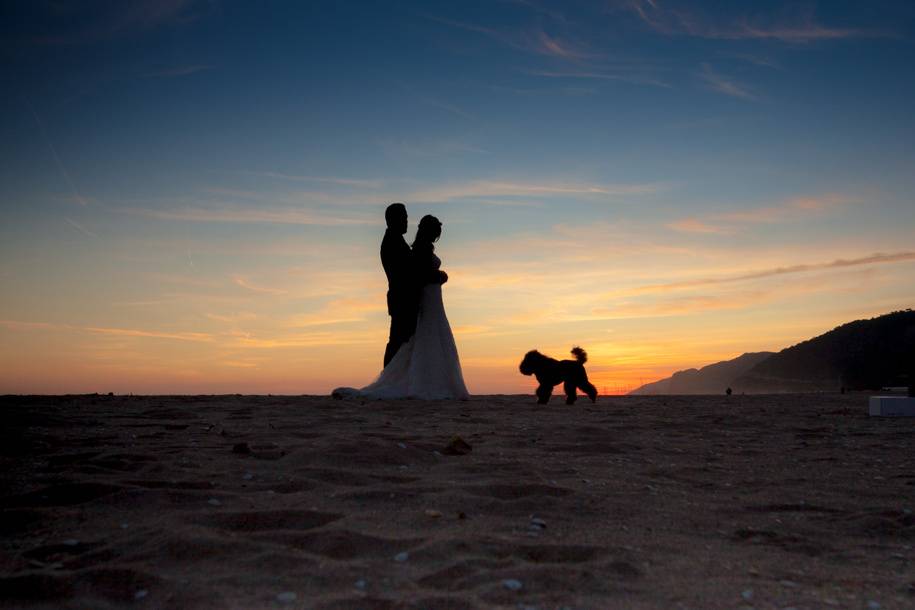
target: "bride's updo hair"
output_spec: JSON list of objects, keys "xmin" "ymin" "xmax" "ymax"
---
[{"xmin": 413, "ymin": 215, "xmax": 442, "ymax": 250}]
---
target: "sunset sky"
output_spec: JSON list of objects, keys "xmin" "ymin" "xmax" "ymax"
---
[{"xmin": 2, "ymin": 1, "xmax": 914, "ymax": 395}]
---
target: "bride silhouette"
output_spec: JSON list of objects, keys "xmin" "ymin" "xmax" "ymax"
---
[{"xmin": 334, "ymin": 214, "xmax": 470, "ymax": 400}]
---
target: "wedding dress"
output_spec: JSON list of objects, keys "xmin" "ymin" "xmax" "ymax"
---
[{"xmin": 334, "ymin": 253, "xmax": 470, "ymax": 400}]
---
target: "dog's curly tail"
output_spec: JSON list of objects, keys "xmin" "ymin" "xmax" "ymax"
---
[{"xmin": 571, "ymin": 346, "xmax": 587, "ymax": 363}]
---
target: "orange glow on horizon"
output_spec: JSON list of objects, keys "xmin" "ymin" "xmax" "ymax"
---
[{"xmin": 2, "ymin": 191, "xmax": 913, "ymax": 396}]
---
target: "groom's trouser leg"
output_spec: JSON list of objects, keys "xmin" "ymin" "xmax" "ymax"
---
[{"xmin": 384, "ymin": 311, "xmax": 416, "ymax": 367}]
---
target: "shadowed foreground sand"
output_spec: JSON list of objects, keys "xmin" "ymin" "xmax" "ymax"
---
[{"xmin": 1, "ymin": 394, "xmax": 913, "ymax": 609}]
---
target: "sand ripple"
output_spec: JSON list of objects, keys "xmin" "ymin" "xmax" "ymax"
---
[{"xmin": 1, "ymin": 393, "xmax": 913, "ymax": 608}]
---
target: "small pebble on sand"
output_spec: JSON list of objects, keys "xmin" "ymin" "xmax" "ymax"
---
[
  {"xmin": 741, "ymin": 589, "xmax": 753, "ymax": 601},
  {"xmin": 394, "ymin": 551, "xmax": 409, "ymax": 562},
  {"xmin": 276, "ymin": 591, "xmax": 296, "ymax": 603},
  {"xmin": 63, "ymin": 539, "xmax": 79, "ymax": 546},
  {"xmin": 134, "ymin": 589, "xmax": 148, "ymax": 600},
  {"xmin": 503, "ymin": 579, "xmax": 523, "ymax": 591},
  {"xmin": 207, "ymin": 498, "xmax": 222, "ymax": 506},
  {"xmin": 354, "ymin": 579, "xmax": 367, "ymax": 590}
]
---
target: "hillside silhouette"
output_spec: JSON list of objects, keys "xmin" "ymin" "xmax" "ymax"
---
[
  {"xmin": 630, "ymin": 352, "xmax": 772, "ymax": 395},
  {"xmin": 736, "ymin": 309, "xmax": 915, "ymax": 392},
  {"xmin": 630, "ymin": 310, "xmax": 915, "ymax": 395}
]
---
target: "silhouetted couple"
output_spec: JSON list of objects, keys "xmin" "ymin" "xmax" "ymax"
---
[{"xmin": 334, "ymin": 203, "xmax": 469, "ymax": 400}]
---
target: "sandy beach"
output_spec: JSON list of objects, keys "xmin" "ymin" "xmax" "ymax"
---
[{"xmin": 1, "ymin": 393, "xmax": 913, "ymax": 609}]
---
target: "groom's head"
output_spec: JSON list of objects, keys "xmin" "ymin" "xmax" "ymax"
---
[{"xmin": 385, "ymin": 202, "xmax": 408, "ymax": 235}]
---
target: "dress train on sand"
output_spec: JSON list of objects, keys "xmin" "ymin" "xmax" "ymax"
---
[{"xmin": 334, "ymin": 280, "xmax": 469, "ymax": 401}]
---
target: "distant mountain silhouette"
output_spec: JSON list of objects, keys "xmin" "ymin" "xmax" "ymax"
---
[
  {"xmin": 735, "ymin": 309, "xmax": 915, "ymax": 392},
  {"xmin": 630, "ymin": 352, "xmax": 772, "ymax": 395},
  {"xmin": 629, "ymin": 310, "xmax": 915, "ymax": 395}
]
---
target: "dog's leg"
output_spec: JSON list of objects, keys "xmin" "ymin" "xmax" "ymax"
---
[
  {"xmin": 580, "ymin": 381, "xmax": 597, "ymax": 403},
  {"xmin": 578, "ymin": 369, "xmax": 598, "ymax": 403},
  {"xmin": 536, "ymin": 384, "xmax": 552, "ymax": 404},
  {"xmin": 564, "ymin": 380, "xmax": 577, "ymax": 405}
]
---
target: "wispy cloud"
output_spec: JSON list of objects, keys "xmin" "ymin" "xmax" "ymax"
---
[
  {"xmin": 64, "ymin": 218, "xmax": 97, "ymax": 238},
  {"xmin": 489, "ymin": 263, "xmax": 887, "ymax": 327},
  {"xmin": 205, "ymin": 312, "xmax": 258, "ymax": 324},
  {"xmin": 534, "ymin": 30, "xmax": 589, "ymax": 60},
  {"xmin": 504, "ymin": 0, "xmax": 569, "ymax": 23},
  {"xmin": 716, "ymin": 194, "xmax": 858, "ymax": 223},
  {"xmin": 589, "ymin": 269, "xmax": 881, "ymax": 323},
  {"xmin": 112, "ymin": 298, "xmax": 183, "ymax": 308},
  {"xmin": 730, "ymin": 53, "xmax": 780, "ymax": 69},
  {"xmin": 229, "ymin": 329, "xmax": 379, "ymax": 349},
  {"xmin": 699, "ymin": 63, "xmax": 755, "ymax": 100},
  {"xmin": 619, "ymin": 0, "xmax": 874, "ymax": 43},
  {"xmin": 526, "ymin": 70, "xmax": 670, "ymax": 88},
  {"xmin": 232, "ymin": 276, "xmax": 288, "ymax": 296},
  {"xmin": 451, "ymin": 220, "xmax": 691, "ymax": 271},
  {"xmin": 591, "ymin": 289, "xmax": 772, "ymax": 319},
  {"xmin": 421, "ymin": 98, "xmax": 474, "ymax": 120},
  {"xmin": 429, "ymin": 13, "xmax": 677, "ymax": 91},
  {"xmin": 111, "ymin": 0, "xmax": 204, "ymax": 30},
  {"xmin": 429, "ymin": 16, "xmax": 593, "ymax": 60},
  {"xmin": 1, "ymin": 319, "xmax": 214, "ymax": 342},
  {"xmin": 119, "ymin": 205, "xmax": 375, "ymax": 226},
  {"xmin": 624, "ymin": 251, "xmax": 915, "ymax": 295},
  {"xmin": 0, "ymin": 320, "xmax": 57, "ymax": 331},
  {"xmin": 287, "ymin": 297, "xmax": 386, "ymax": 328},
  {"xmin": 146, "ymin": 64, "xmax": 213, "ymax": 78},
  {"xmin": 242, "ymin": 172, "xmax": 385, "ymax": 189},
  {"xmin": 730, "ymin": 23, "xmax": 873, "ymax": 44},
  {"xmin": 408, "ymin": 179, "xmax": 658, "ymax": 203},
  {"xmin": 29, "ymin": 0, "xmax": 210, "ymax": 45},
  {"xmin": 198, "ymin": 174, "xmax": 657, "ymax": 208},
  {"xmin": 378, "ymin": 137, "xmax": 490, "ymax": 158},
  {"xmin": 24, "ymin": 99, "xmax": 89, "ymax": 206},
  {"xmin": 666, "ymin": 218, "xmax": 731, "ymax": 234},
  {"xmin": 86, "ymin": 326, "xmax": 214, "ymax": 342},
  {"xmin": 669, "ymin": 193, "xmax": 859, "ymax": 234},
  {"xmin": 220, "ymin": 360, "xmax": 260, "ymax": 368}
]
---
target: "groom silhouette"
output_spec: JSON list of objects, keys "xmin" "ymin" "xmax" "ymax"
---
[
  {"xmin": 380, "ymin": 203, "xmax": 447, "ymax": 367},
  {"xmin": 381, "ymin": 203, "xmax": 418, "ymax": 367}
]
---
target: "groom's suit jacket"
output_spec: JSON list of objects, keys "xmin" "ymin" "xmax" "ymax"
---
[{"xmin": 381, "ymin": 229, "xmax": 416, "ymax": 317}]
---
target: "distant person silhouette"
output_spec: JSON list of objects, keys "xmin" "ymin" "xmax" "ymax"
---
[{"xmin": 381, "ymin": 203, "xmax": 417, "ymax": 367}]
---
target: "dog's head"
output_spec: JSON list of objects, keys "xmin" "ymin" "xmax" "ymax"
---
[{"xmin": 519, "ymin": 350, "xmax": 543, "ymax": 376}]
